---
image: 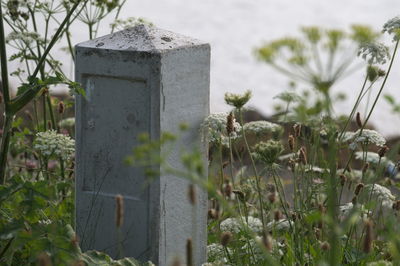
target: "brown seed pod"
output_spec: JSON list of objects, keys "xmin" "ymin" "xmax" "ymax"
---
[
  {"xmin": 378, "ymin": 145, "xmax": 389, "ymax": 158},
  {"xmin": 262, "ymin": 232, "xmax": 273, "ymax": 251},
  {"xmin": 115, "ymin": 194, "xmax": 124, "ymax": 228},
  {"xmin": 320, "ymin": 241, "xmax": 331, "ymax": 251},
  {"xmin": 58, "ymin": 101, "xmax": 65, "ymax": 114},
  {"xmin": 288, "ymin": 134, "xmax": 295, "ymax": 151},
  {"xmin": 363, "ymin": 220, "xmax": 373, "ymax": 253},
  {"xmin": 226, "ymin": 112, "xmax": 235, "ymax": 135},
  {"xmin": 274, "ymin": 210, "xmax": 282, "ymax": 221},
  {"xmin": 186, "ymin": 238, "xmax": 193, "ymax": 266},
  {"xmin": 220, "ymin": 231, "xmax": 233, "ymax": 247},
  {"xmin": 299, "ymin": 147, "xmax": 307, "ymax": 165},
  {"xmin": 354, "ymin": 183, "xmax": 364, "ymax": 196},
  {"xmin": 208, "ymin": 209, "xmax": 218, "ymax": 219},
  {"xmin": 267, "ymin": 192, "xmax": 276, "ymax": 204},
  {"xmin": 188, "ymin": 184, "xmax": 196, "ymax": 205},
  {"xmin": 356, "ymin": 112, "xmax": 363, "ymax": 128},
  {"xmin": 339, "ymin": 174, "xmax": 347, "ymax": 186},
  {"xmin": 362, "ymin": 163, "xmax": 370, "ymax": 173}
]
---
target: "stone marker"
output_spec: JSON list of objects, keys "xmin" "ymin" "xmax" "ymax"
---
[{"xmin": 75, "ymin": 24, "xmax": 209, "ymax": 265}]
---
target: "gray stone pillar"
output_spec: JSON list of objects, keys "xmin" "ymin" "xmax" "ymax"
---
[{"xmin": 75, "ymin": 24, "xmax": 209, "ymax": 266}]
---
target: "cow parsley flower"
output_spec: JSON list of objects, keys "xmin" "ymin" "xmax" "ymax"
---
[
  {"xmin": 34, "ymin": 130, "xmax": 75, "ymax": 160},
  {"xmin": 358, "ymin": 42, "xmax": 390, "ymax": 65},
  {"xmin": 243, "ymin": 121, "xmax": 283, "ymax": 135},
  {"xmin": 224, "ymin": 90, "xmax": 252, "ymax": 109},
  {"xmin": 383, "ymin": 16, "xmax": 400, "ymax": 41},
  {"xmin": 220, "ymin": 216, "xmax": 263, "ymax": 234},
  {"xmin": 347, "ymin": 129, "xmax": 386, "ymax": 150},
  {"xmin": 354, "ymin": 151, "xmax": 392, "ymax": 165},
  {"xmin": 266, "ymin": 219, "xmax": 290, "ymax": 232},
  {"xmin": 201, "ymin": 113, "xmax": 241, "ymax": 146},
  {"xmin": 206, "ymin": 243, "xmax": 230, "ymax": 263}
]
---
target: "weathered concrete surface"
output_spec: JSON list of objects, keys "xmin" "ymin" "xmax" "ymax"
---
[{"xmin": 75, "ymin": 24, "xmax": 209, "ymax": 265}]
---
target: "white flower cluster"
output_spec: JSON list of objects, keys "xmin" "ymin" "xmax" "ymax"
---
[
  {"xmin": 34, "ymin": 130, "xmax": 75, "ymax": 160},
  {"xmin": 361, "ymin": 184, "xmax": 395, "ymax": 202},
  {"xmin": 7, "ymin": 31, "xmax": 42, "ymax": 44},
  {"xmin": 338, "ymin": 202, "xmax": 370, "ymax": 222},
  {"xmin": 201, "ymin": 113, "xmax": 241, "ymax": 146},
  {"xmin": 206, "ymin": 243, "xmax": 229, "ymax": 264},
  {"xmin": 358, "ymin": 42, "xmax": 390, "ymax": 65},
  {"xmin": 345, "ymin": 129, "xmax": 386, "ymax": 150},
  {"xmin": 266, "ymin": 219, "xmax": 290, "ymax": 232},
  {"xmin": 220, "ymin": 216, "xmax": 263, "ymax": 234},
  {"xmin": 243, "ymin": 120, "xmax": 282, "ymax": 135},
  {"xmin": 58, "ymin": 117, "xmax": 75, "ymax": 128},
  {"xmin": 383, "ymin": 16, "xmax": 400, "ymax": 41},
  {"xmin": 354, "ymin": 151, "xmax": 392, "ymax": 166},
  {"xmin": 367, "ymin": 260, "xmax": 393, "ymax": 266}
]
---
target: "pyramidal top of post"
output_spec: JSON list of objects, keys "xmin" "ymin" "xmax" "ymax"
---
[{"xmin": 76, "ymin": 24, "xmax": 208, "ymax": 53}]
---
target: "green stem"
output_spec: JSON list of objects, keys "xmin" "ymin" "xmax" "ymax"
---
[
  {"xmin": 0, "ymin": 3, "xmax": 10, "ymax": 104},
  {"xmin": 238, "ymin": 108, "xmax": 266, "ymax": 231},
  {"xmin": 0, "ymin": 114, "xmax": 14, "ymax": 184}
]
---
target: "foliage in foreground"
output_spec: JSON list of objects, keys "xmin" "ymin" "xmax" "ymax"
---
[{"xmin": 129, "ymin": 16, "xmax": 400, "ymax": 266}]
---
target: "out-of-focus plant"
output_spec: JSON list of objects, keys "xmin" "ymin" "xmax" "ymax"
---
[{"xmin": 256, "ymin": 25, "xmax": 380, "ymax": 116}]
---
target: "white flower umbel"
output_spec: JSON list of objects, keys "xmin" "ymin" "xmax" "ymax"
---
[
  {"xmin": 266, "ymin": 219, "xmax": 290, "ymax": 232},
  {"xmin": 243, "ymin": 120, "xmax": 282, "ymax": 135},
  {"xmin": 358, "ymin": 42, "xmax": 390, "ymax": 65},
  {"xmin": 34, "ymin": 130, "xmax": 75, "ymax": 160},
  {"xmin": 346, "ymin": 129, "xmax": 386, "ymax": 150},
  {"xmin": 359, "ymin": 184, "xmax": 395, "ymax": 217},
  {"xmin": 206, "ymin": 243, "xmax": 230, "ymax": 263},
  {"xmin": 201, "ymin": 112, "xmax": 241, "ymax": 146},
  {"xmin": 383, "ymin": 16, "xmax": 400, "ymax": 41},
  {"xmin": 367, "ymin": 260, "xmax": 393, "ymax": 266},
  {"xmin": 354, "ymin": 151, "xmax": 393, "ymax": 166},
  {"xmin": 220, "ymin": 216, "xmax": 263, "ymax": 234}
]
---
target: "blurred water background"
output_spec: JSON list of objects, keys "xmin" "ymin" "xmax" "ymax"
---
[{"xmin": 8, "ymin": 0, "xmax": 400, "ymax": 136}]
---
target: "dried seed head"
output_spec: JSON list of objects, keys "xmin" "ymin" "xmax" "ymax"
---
[
  {"xmin": 320, "ymin": 241, "xmax": 331, "ymax": 251},
  {"xmin": 188, "ymin": 184, "xmax": 196, "ymax": 205},
  {"xmin": 362, "ymin": 163, "xmax": 370, "ymax": 173},
  {"xmin": 266, "ymin": 183, "xmax": 276, "ymax": 193},
  {"xmin": 274, "ymin": 210, "xmax": 282, "ymax": 221},
  {"xmin": 346, "ymin": 165, "xmax": 352, "ymax": 173},
  {"xmin": 378, "ymin": 145, "xmax": 389, "ymax": 158},
  {"xmin": 186, "ymin": 238, "xmax": 193, "ymax": 266},
  {"xmin": 220, "ymin": 231, "xmax": 233, "ymax": 247},
  {"xmin": 226, "ymin": 112, "xmax": 235, "ymax": 135},
  {"xmin": 58, "ymin": 101, "xmax": 65, "ymax": 114},
  {"xmin": 393, "ymin": 200, "xmax": 400, "ymax": 211},
  {"xmin": 233, "ymin": 190, "xmax": 245, "ymax": 202},
  {"xmin": 224, "ymin": 182, "xmax": 233, "ymax": 198},
  {"xmin": 37, "ymin": 252, "xmax": 52, "ymax": 266},
  {"xmin": 222, "ymin": 161, "xmax": 229, "ymax": 169},
  {"xmin": 355, "ymin": 183, "xmax": 364, "ymax": 196},
  {"xmin": 352, "ymin": 196, "xmax": 358, "ymax": 205},
  {"xmin": 47, "ymin": 121, "xmax": 52, "ymax": 130},
  {"xmin": 267, "ymin": 192, "xmax": 276, "ymax": 204},
  {"xmin": 293, "ymin": 123, "xmax": 302, "ymax": 137},
  {"xmin": 208, "ymin": 209, "xmax": 218, "ymax": 219},
  {"xmin": 356, "ymin": 112, "xmax": 363, "ymax": 128},
  {"xmin": 339, "ymin": 174, "xmax": 347, "ymax": 186},
  {"xmin": 363, "ymin": 220, "xmax": 373, "ymax": 253},
  {"xmin": 262, "ymin": 232, "xmax": 273, "ymax": 251},
  {"xmin": 299, "ymin": 146, "xmax": 307, "ymax": 165},
  {"xmin": 288, "ymin": 134, "xmax": 295, "ymax": 151},
  {"xmin": 115, "ymin": 194, "xmax": 124, "ymax": 228}
]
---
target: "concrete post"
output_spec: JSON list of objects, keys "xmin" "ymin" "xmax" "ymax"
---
[{"xmin": 75, "ymin": 24, "xmax": 209, "ymax": 265}]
